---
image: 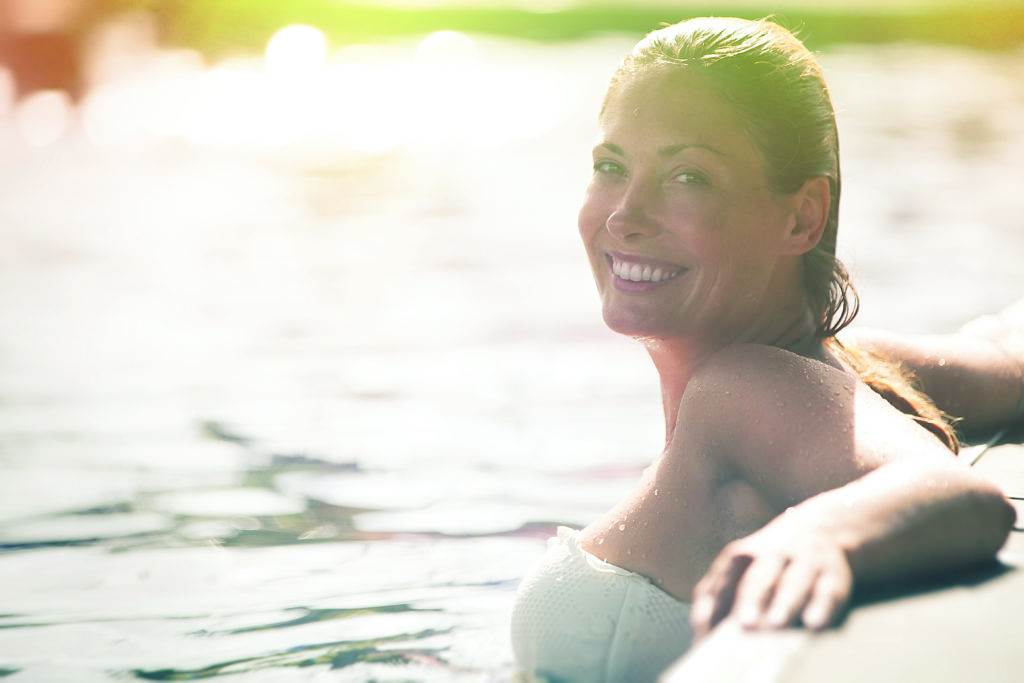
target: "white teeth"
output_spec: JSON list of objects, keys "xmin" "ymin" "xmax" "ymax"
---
[{"xmin": 611, "ymin": 258, "xmax": 683, "ymax": 284}]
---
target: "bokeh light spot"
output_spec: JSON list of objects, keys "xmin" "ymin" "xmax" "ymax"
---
[
  {"xmin": 0, "ymin": 67, "xmax": 14, "ymax": 117},
  {"xmin": 15, "ymin": 90, "xmax": 73, "ymax": 147},
  {"xmin": 414, "ymin": 30, "xmax": 479, "ymax": 67},
  {"xmin": 265, "ymin": 24, "xmax": 329, "ymax": 80}
]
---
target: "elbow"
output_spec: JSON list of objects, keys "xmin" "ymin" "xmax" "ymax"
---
[
  {"xmin": 994, "ymin": 490, "xmax": 1018, "ymax": 547},
  {"xmin": 935, "ymin": 464, "xmax": 1017, "ymax": 559},
  {"xmin": 972, "ymin": 481, "xmax": 1017, "ymax": 556}
]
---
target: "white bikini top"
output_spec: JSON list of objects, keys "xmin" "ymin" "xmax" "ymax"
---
[{"xmin": 510, "ymin": 526, "xmax": 693, "ymax": 682}]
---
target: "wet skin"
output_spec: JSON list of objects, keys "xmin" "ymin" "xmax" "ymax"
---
[
  {"xmin": 572, "ymin": 67, "xmax": 848, "ymax": 602},
  {"xmin": 569, "ymin": 68, "xmax": 1008, "ymax": 635}
]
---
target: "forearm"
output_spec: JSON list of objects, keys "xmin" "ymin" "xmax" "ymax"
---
[
  {"xmin": 782, "ymin": 460, "xmax": 1016, "ymax": 586},
  {"xmin": 841, "ymin": 329, "xmax": 1024, "ymax": 436}
]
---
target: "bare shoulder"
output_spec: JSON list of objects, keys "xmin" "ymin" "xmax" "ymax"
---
[
  {"xmin": 677, "ymin": 343, "xmax": 852, "ymax": 442},
  {"xmin": 578, "ymin": 342, "xmax": 956, "ymax": 600},
  {"xmin": 675, "ymin": 343, "xmax": 953, "ymax": 509},
  {"xmin": 576, "ymin": 345, "xmax": 837, "ymax": 597},
  {"xmin": 692, "ymin": 342, "xmax": 847, "ymax": 391}
]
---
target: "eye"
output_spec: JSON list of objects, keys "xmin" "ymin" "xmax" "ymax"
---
[
  {"xmin": 593, "ymin": 159, "xmax": 626, "ymax": 177},
  {"xmin": 670, "ymin": 170, "xmax": 709, "ymax": 186}
]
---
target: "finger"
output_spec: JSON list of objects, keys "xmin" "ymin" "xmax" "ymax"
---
[
  {"xmin": 764, "ymin": 561, "xmax": 820, "ymax": 628},
  {"xmin": 691, "ymin": 552, "xmax": 749, "ymax": 638},
  {"xmin": 733, "ymin": 555, "xmax": 788, "ymax": 628},
  {"xmin": 691, "ymin": 551, "xmax": 752, "ymax": 639},
  {"xmin": 801, "ymin": 568, "xmax": 852, "ymax": 631}
]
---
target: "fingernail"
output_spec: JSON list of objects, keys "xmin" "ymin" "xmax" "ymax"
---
[{"xmin": 739, "ymin": 606, "xmax": 760, "ymax": 627}]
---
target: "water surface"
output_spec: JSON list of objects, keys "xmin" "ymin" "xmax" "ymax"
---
[{"xmin": 1, "ymin": 35, "xmax": 1022, "ymax": 681}]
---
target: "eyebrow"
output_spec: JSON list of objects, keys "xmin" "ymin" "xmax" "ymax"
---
[{"xmin": 595, "ymin": 142, "xmax": 727, "ymax": 157}]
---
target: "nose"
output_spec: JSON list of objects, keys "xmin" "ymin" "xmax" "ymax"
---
[{"xmin": 606, "ymin": 181, "xmax": 660, "ymax": 241}]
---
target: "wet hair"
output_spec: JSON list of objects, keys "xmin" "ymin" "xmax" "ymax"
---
[{"xmin": 608, "ymin": 17, "xmax": 959, "ymax": 451}]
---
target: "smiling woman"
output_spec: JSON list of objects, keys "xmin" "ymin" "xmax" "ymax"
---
[
  {"xmin": 509, "ymin": 16, "xmax": 1018, "ymax": 683},
  {"xmin": 581, "ymin": 65, "xmax": 820, "ymax": 347}
]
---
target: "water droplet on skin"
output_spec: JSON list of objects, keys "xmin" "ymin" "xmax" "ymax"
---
[
  {"xmin": 654, "ymin": 489, "xmax": 659, "ymax": 496},
  {"xmin": 618, "ymin": 524, "xmax": 626, "ymax": 531},
  {"xmin": 597, "ymin": 537, "xmax": 604, "ymax": 545},
  {"xmin": 938, "ymin": 358, "xmax": 947, "ymax": 367},
  {"xmin": 626, "ymin": 549, "xmax": 632, "ymax": 556}
]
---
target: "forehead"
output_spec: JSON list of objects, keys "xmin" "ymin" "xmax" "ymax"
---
[{"xmin": 600, "ymin": 67, "xmax": 757, "ymax": 157}]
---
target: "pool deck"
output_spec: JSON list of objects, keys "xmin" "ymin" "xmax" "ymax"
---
[{"xmin": 664, "ymin": 432, "xmax": 1024, "ymax": 683}]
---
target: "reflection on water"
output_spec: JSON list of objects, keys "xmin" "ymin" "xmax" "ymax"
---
[
  {"xmin": 0, "ymin": 30, "xmax": 1022, "ymax": 681},
  {"xmin": 134, "ymin": 626, "xmax": 452, "ymax": 680}
]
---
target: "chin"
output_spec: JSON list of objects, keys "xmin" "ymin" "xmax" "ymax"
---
[{"xmin": 601, "ymin": 302, "xmax": 674, "ymax": 339}]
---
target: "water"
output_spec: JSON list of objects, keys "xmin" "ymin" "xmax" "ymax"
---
[{"xmin": 1, "ymin": 34, "xmax": 1022, "ymax": 681}]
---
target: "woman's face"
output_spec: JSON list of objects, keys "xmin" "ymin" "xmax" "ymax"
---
[{"xmin": 578, "ymin": 68, "xmax": 799, "ymax": 343}]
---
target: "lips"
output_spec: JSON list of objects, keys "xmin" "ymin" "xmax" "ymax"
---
[{"xmin": 605, "ymin": 251, "xmax": 687, "ymax": 287}]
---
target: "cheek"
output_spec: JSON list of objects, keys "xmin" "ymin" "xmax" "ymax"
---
[
  {"xmin": 665, "ymin": 200, "xmax": 726, "ymax": 258},
  {"xmin": 676, "ymin": 203, "xmax": 771, "ymax": 295},
  {"xmin": 681, "ymin": 194, "xmax": 775, "ymax": 261}
]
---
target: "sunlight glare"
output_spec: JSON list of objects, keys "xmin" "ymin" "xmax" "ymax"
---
[
  {"xmin": 413, "ymin": 31, "xmax": 483, "ymax": 142},
  {"xmin": 81, "ymin": 86, "xmax": 132, "ymax": 146},
  {"xmin": 185, "ymin": 63, "xmax": 264, "ymax": 147},
  {"xmin": 0, "ymin": 67, "xmax": 14, "ymax": 117},
  {"xmin": 414, "ymin": 30, "xmax": 479, "ymax": 67},
  {"xmin": 265, "ymin": 24, "xmax": 329, "ymax": 81},
  {"xmin": 318, "ymin": 61, "xmax": 409, "ymax": 154},
  {"xmin": 15, "ymin": 90, "xmax": 73, "ymax": 147}
]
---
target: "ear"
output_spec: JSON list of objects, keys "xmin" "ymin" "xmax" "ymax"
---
[{"xmin": 780, "ymin": 176, "xmax": 831, "ymax": 256}]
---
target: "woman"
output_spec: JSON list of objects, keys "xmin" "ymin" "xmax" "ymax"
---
[{"xmin": 510, "ymin": 17, "xmax": 1019, "ymax": 683}]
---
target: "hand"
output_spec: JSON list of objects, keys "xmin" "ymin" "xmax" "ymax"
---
[{"xmin": 690, "ymin": 518, "xmax": 853, "ymax": 641}]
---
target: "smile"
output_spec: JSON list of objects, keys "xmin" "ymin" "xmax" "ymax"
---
[{"xmin": 606, "ymin": 252, "xmax": 687, "ymax": 291}]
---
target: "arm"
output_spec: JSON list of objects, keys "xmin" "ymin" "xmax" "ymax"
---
[
  {"xmin": 690, "ymin": 459, "xmax": 1014, "ymax": 638},
  {"xmin": 685, "ymin": 344, "xmax": 1016, "ymax": 638},
  {"xmin": 840, "ymin": 299, "xmax": 1024, "ymax": 436}
]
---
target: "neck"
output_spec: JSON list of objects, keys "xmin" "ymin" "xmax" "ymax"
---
[{"xmin": 645, "ymin": 293, "xmax": 818, "ymax": 445}]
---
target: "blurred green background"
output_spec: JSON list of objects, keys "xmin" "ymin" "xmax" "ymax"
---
[
  {"xmin": 21, "ymin": 1, "xmax": 1024, "ymax": 51},
  {"xmin": 5, "ymin": 0, "xmax": 1021, "ymax": 101}
]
